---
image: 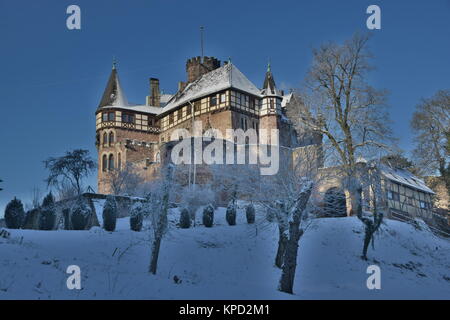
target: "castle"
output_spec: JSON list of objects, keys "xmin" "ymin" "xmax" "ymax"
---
[{"xmin": 95, "ymin": 56, "xmax": 322, "ymax": 194}]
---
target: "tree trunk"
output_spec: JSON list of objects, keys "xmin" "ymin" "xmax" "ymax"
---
[
  {"xmin": 149, "ymin": 235, "xmax": 162, "ymax": 274},
  {"xmin": 275, "ymin": 225, "xmax": 288, "ymax": 269},
  {"xmin": 278, "ymin": 184, "xmax": 312, "ymax": 294}
]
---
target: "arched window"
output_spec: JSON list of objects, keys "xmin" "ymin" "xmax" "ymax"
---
[
  {"xmin": 155, "ymin": 152, "xmax": 161, "ymax": 163},
  {"xmin": 108, "ymin": 154, "xmax": 114, "ymax": 170},
  {"xmin": 109, "ymin": 132, "xmax": 114, "ymax": 145},
  {"xmin": 103, "ymin": 132, "xmax": 108, "ymax": 145},
  {"xmin": 102, "ymin": 154, "xmax": 107, "ymax": 172},
  {"xmin": 118, "ymin": 153, "xmax": 121, "ymax": 170}
]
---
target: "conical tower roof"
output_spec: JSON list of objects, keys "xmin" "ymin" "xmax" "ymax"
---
[
  {"xmin": 98, "ymin": 64, "xmax": 129, "ymax": 108},
  {"xmin": 261, "ymin": 62, "xmax": 281, "ymax": 96}
]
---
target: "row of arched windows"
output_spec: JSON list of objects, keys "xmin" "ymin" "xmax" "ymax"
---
[
  {"xmin": 102, "ymin": 153, "xmax": 121, "ymax": 172},
  {"xmin": 102, "ymin": 131, "xmax": 115, "ymax": 147}
]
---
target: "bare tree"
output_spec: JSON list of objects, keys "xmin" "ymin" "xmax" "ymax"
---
[
  {"xmin": 299, "ymin": 33, "xmax": 393, "ymax": 214},
  {"xmin": 357, "ymin": 161, "xmax": 386, "ymax": 260},
  {"xmin": 411, "ymin": 89, "xmax": 450, "ymax": 193},
  {"xmin": 102, "ymin": 163, "xmax": 143, "ymax": 196},
  {"xmin": 44, "ymin": 149, "xmax": 96, "ymax": 195}
]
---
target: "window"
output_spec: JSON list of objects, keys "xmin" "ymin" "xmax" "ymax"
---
[
  {"xmin": 103, "ymin": 132, "xmax": 108, "ymax": 145},
  {"xmin": 108, "ymin": 154, "xmax": 114, "ymax": 170},
  {"xmin": 220, "ymin": 93, "xmax": 226, "ymax": 103},
  {"xmin": 118, "ymin": 153, "xmax": 121, "ymax": 170},
  {"xmin": 178, "ymin": 109, "xmax": 183, "ymax": 120},
  {"xmin": 270, "ymin": 99, "xmax": 274, "ymax": 109},
  {"xmin": 102, "ymin": 155, "xmax": 107, "ymax": 172},
  {"xmin": 122, "ymin": 113, "xmax": 135, "ymax": 123},
  {"xmin": 155, "ymin": 152, "xmax": 161, "ymax": 163},
  {"xmin": 241, "ymin": 118, "xmax": 244, "ymax": 129},
  {"xmin": 210, "ymin": 96, "xmax": 217, "ymax": 106},
  {"xmin": 169, "ymin": 113, "xmax": 174, "ymax": 124},
  {"xmin": 249, "ymin": 98, "xmax": 255, "ymax": 109},
  {"xmin": 109, "ymin": 132, "xmax": 114, "ymax": 145},
  {"xmin": 102, "ymin": 113, "xmax": 108, "ymax": 122},
  {"xmin": 419, "ymin": 201, "xmax": 429, "ymax": 209},
  {"xmin": 108, "ymin": 112, "xmax": 115, "ymax": 121},
  {"xmin": 148, "ymin": 118, "xmax": 154, "ymax": 126},
  {"xmin": 194, "ymin": 101, "xmax": 201, "ymax": 112},
  {"xmin": 387, "ymin": 190, "xmax": 400, "ymax": 201},
  {"xmin": 186, "ymin": 105, "xmax": 192, "ymax": 116}
]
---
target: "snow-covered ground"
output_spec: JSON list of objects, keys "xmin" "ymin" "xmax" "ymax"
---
[{"xmin": 0, "ymin": 207, "xmax": 449, "ymax": 300}]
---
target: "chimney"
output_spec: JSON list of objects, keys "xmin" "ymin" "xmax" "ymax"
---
[
  {"xmin": 178, "ymin": 81, "xmax": 187, "ymax": 92},
  {"xmin": 149, "ymin": 78, "xmax": 160, "ymax": 107},
  {"xmin": 186, "ymin": 56, "xmax": 221, "ymax": 83}
]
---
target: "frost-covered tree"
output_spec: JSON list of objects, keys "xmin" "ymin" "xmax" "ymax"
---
[
  {"xmin": 71, "ymin": 196, "xmax": 91, "ymax": 230},
  {"xmin": 39, "ymin": 192, "xmax": 56, "ymax": 230},
  {"xmin": 130, "ymin": 201, "xmax": 144, "ymax": 232},
  {"xmin": 357, "ymin": 162, "xmax": 386, "ymax": 260},
  {"xmin": 278, "ymin": 181, "xmax": 313, "ymax": 294},
  {"xmin": 411, "ymin": 89, "xmax": 450, "ymax": 194},
  {"xmin": 102, "ymin": 163, "xmax": 143, "ymax": 196},
  {"xmin": 4, "ymin": 197, "xmax": 25, "ymax": 229},
  {"xmin": 299, "ymin": 33, "xmax": 393, "ymax": 215},
  {"xmin": 44, "ymin": 149, "xmax": 96, "ymax": 196},
  {"xmin": 146, "ymin": 164, "xmax": 176, "ymax": 274},
  {"xmin": 103, "ymin": 196, "xmax": 117, "ymax": 232}
]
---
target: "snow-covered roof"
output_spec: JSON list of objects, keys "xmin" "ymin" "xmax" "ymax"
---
[
  {"xmin": 160, "ymin": 63, "xmax": 261, "ymax": 114},
  {"xmin": 281, "ymin": 93, "xmax": 293, "ymax": 108},
  {"xmin": 99, "ymin": 104, "xmax": 162, "ymax": 115},
  {"xmin": 380, "ymin": 164, "xmax": 434, "ymax": 194}
]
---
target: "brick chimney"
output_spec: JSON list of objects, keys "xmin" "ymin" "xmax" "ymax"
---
[{"xmin": 149, "ymin": 78, "xmax": 160, "ymax": 107}]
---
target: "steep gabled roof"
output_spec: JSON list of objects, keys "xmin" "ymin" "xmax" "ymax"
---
[
  {"xmin": 98, "ymin": 66, "xmax": 129, "ymax": 109},
  {"xmin": 160, "ymin": 62, "xmax": 261, "ymax": 114}
]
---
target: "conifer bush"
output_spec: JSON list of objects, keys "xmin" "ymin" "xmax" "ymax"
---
[
  {"xmin": 202, "ymin": 204, "xmax": 214, "ymax": 228},
  {"xmin": 226, "ymin": 201, "xmax": 237, "ymax": 226},
  {"xmin": 246, "ymin": 204, "xmax": 255, "ymax": 224},
  {"xmin": 179, "ymin": 208, "xmax": 191, "ymax": 229},
  {"xmin": 103, "ymin": 196, "xmax": 117, "ymax": 232},
  {"xmin": 130, "ymin": 202, "xmax": 144, "ymax": 232},
  {"xmin": 4, "ymin": 197, "xmax": 25, "ymax": 229},
  {"xmin": 39, "ymin": 192, "xmax": 56, "ymax": 230},
  {"xmin": 71, "ymin": 197, "xmax": 91, "ymax": 230}
]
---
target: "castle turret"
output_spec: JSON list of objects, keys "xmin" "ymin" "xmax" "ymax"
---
[
  {"xmin": 98, "ymin": 62, "xmax": 128, "ymax": 108},
  {"xmin": 186, "ymin": 56, "xmax": 221, "ymax": 83},
  {"xmin": 259, "ymin": 63, "xmax": 282, "ymax": 143}
]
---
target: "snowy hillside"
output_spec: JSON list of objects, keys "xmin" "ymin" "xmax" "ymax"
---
[{"xmin": 0, "ymin": 207, "xmax": 449, "ymax": 300}]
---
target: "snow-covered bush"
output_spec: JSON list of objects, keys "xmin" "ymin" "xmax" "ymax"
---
[
  {"xmin": 202, "ymin": 204, "xmax": 214, "ymax": 228},
  {"xmin": 179, "ymin": 208, "xmax": 191, "ymax": 229},
  {"xmin": 4, "ymin": 197, "xmax": 25, "ymax": 229},
  {"xmin": 226, "ymin": 201, "xmax": 237, "ymax": 226},
  {"xmin": 103, "ymin": 196, "xmax": 117, "ymax": 232},
  {"xmin": 71, "ymin": 197, "xmax": 91, "ymax": 230},
  {"xmin": 245, "ymin": 204, "xmax": 255, "ymax": 224},
  {"xmin": 130, "ymin": 202, "xmax": 144, "ymax": 232},
  {"xmin": 180, "ymin": 186, "xmax": 215, "ymax": 223},
  {"xmin": 39, "ymin": 192, "xmax": 55, "ymax": 230}
]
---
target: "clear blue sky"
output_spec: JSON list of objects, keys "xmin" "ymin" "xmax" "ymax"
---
[{"xmin": 1, "ymin": 0, "xmax": 449, "ymax": 215}]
